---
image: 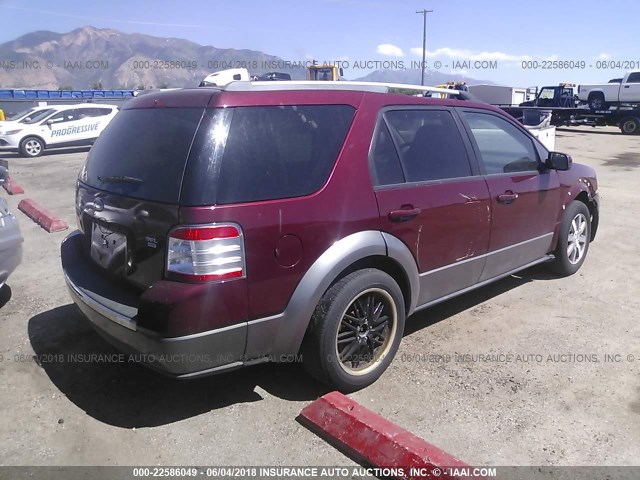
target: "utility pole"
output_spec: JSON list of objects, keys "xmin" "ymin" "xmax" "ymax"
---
[{"xmin": 416, "ymin": 9, "xmax": 433, "ymax": 86}]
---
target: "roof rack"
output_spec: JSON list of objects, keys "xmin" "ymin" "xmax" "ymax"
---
[{"xmin": 223, "ymin": 80, "xmax": 460, "ymax": 95}]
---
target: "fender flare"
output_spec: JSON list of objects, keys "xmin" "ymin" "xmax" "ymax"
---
[
  {"xmin": 259, "ymin": 230, "xmax": 419, "ymax": 357},
  {"xmin": 552, "ymin": 182, "xmax": 598, "ymax": 247},
  {"xmin": 19, "ymin": 134, "xmax": 47, "ymax": 149}
]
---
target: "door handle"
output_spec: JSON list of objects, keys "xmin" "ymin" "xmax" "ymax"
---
[
  {"xmin": 624, "ymin": 85, "xmax": 630, "ymax": 88},
  {"xmin": 388, "ymin": 207, "xmax": 421, "ymax": 222},
  {"xmin": 497, "ymin": 192, "xmax": 519, "ymax": 204}
]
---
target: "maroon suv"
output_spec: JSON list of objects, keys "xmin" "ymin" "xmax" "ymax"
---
[{"xmin": 61, "ymin": 83, "xmax": 599, "ymax": 391}]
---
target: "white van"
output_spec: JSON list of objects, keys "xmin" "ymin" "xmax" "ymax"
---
[
  {"xmin": 0, "ymin": 103, "xmax": 119, "ymax": 157},
  {"xmin": 199, "ymin": 68, "xmax": 250, "ymax": 87}
]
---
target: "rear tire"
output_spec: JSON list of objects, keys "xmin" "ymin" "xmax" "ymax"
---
[
  {"xmin": 19, "ymin": 137, "xmax": 44, "ymax": 158},
  {"xmin": 620, "ymin": 117, "xmax": 640, "ymax": 135},
  {"xmin": 588, "ymin": 93, "xmax": 607, "ymax": 112},
  {"xmin": 301, "ymin": 269, "xmax": 405, "ymax": 392},
  {"xmin": 549, "ymin": 201, "xmax": 591, "ymax": 276}
]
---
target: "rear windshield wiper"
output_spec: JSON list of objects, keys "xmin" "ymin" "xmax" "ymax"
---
[{"xmin": 97, "ymin": 175, "xmax": 144, "ymax": 184}]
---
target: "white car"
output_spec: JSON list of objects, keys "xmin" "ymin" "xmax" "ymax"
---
[{"xmin": 0, "ymin": 104, "xmax": 119, "ymax": 157}]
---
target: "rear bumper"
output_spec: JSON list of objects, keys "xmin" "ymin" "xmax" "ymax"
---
[
  {"xmin": 0, "ymin": 213, "xmax": 23, "ymax": 286},
  {"xmin": 61, "ymin": 231, "xmax": 247, "ymax": 378}
]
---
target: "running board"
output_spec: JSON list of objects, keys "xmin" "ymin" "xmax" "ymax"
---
[{"xmin": 413, "ymin": 254, "xmax": 555, "ymax": 314}]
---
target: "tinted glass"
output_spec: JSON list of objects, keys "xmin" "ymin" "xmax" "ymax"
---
[
  {"xmin": 82, "ymin": 108, "xmax": 204, "ymax": 203},
  {"xmin": 48, "ymin": 109, "xmax": 78, "ymax": 124},
  {"xmin": 463, "ymin": 112, "xmax": 539, "ymax": 174},
  {"xmin": 627, "ymin": 72, "xmax": 640, "ymax": 83},
  {"xmin": 370, "ymin": 123, "xmax": 404, "ymax": 186},
  {"xmin": 7, "ymin": 108, "xmax": 34, "ymax": 121},
  {"xmin": 384, "ymin": 110, "xmax": 472, "ymax": 182},
  {"xmin": 22, "ymin": 109, "xmax": 56, "ymax": 124},
  {"xmin": 539, "ymin": 88, "xmax": 555, "ymax": 99},
  {"xmin": 77, "ymin": 108, "xmax": 99, "ymax": 119},
  {"xmin": 182, "ymin": 105, "xmax": 355, "ymax": 205}
]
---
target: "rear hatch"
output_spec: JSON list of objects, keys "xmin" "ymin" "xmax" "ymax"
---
[{"xmin": 76, "ymin": 94, "xmax": 212, "ymax": 289}]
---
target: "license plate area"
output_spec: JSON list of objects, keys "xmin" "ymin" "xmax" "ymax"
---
[{"xmin": 90, "ymin": 222, "xmax": 127, "ymax": 272}]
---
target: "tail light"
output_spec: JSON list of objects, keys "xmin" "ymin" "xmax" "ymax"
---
[{"xmin": 167, "ymin": 224, "xmax": 245, "ymax": 282}]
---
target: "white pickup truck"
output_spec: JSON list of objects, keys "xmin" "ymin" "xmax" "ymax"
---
[{"xmin": 578, "ymin": 71, "xmax": 640, "ymax": 111}]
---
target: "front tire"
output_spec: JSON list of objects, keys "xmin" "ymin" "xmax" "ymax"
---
[
  {"xmin": 301, "ymin": 269, "xmax": 405, "ymax": 392},
  {"xmin": 549, "ymin": 201, "xmax": 591, "ymax": 276},
  {"xmin": 19, "ymin": 137, "xmax": 44, "ymax": 158}
]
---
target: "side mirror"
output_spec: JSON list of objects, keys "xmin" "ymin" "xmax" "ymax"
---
[
  {"xmin": 546, "ymin": 151, "xmax": 572, "ymax": 171},
  {"xmin": 47, "ymin": 119, "xmax": 54, "ymax": 126},
  {"xmin": 0, "ymin": 166, "xmax": 8, "ymax": 185}
]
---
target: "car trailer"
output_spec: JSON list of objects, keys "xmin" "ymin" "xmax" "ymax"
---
[{"xmin": 499, "ymin": 105, "xmax": 640, "ymax": 135}]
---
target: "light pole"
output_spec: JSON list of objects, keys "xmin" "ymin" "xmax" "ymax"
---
[{"xmin": 416, "ymin": 9, "xmax": 433, "ymax": 86}]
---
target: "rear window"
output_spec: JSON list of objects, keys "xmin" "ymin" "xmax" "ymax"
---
[
  {"xmin": 81, "ymin": 108, "xmax": 204, "ymax": 203},
  {"xmin": 181, "ymin": 105, "xmax": 355, "ymax": 205}
]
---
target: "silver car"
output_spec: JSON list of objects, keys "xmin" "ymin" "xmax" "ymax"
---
[{"xmin": 0, "ymin": 167, "xmax": 23, "ymax": 288}]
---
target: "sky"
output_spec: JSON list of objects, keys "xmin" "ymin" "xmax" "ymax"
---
[{"xmin": 0, "ymin": 0, "xmax": 638, "ymax": 86}]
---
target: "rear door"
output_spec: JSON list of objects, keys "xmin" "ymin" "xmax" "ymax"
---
[
  {"xmin": 619, "ymin": 72, "xmax": 640, "ymax": 103},
  {"xmin": 458, "ymin": 109, "xmax": 561, "ymax": 280},
  {"xmin": 371, "ymin": 107, "xmax": 491, "ymax": 306}
]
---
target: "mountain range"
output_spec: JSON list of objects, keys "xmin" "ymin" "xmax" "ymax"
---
[{"xmin": 0, "ymin": 26, "xmax": 494, "ymax": 89}]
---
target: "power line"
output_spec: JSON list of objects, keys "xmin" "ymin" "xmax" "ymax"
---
[{"xmin": 416, "ymin": 9, "xmax": 434, "ymax": 86}]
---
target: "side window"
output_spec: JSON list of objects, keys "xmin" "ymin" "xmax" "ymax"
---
[
  {"xmin": 538, "ymin": 88, "xmax": 555, "ymax": 99},
  {"xmin": 215, "ymin": 105, "xmax": 355, "ymax": 204},
  {"xmin": 463, "ymin": 112, "xmax": 539, "ymax": 174},
  {"xmin": 97, "ymin": 108, "xmax": 114, "ymax": 116},
  {"xmin": 626, "ymin": 72, "xmax": 640, "ymax": 83},
  {"xmin": 77, "ymin": 108, "xmax": 99, "ymax": 119},
  {"xmin": 384, "ymin": 110, "xmax": 472, "ymax": 182},
  {"xmin": 47, "ymin": 109, "xmax": 78, "ymax": 125},
  {"xmin": 370, "ymin": 123, "xmax": 405, "ymax": 186}
]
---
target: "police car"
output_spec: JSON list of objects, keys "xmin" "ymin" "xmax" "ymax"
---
[{"xmin": 0, "ymin": 104, "xmax": 119, "ymax": 157}]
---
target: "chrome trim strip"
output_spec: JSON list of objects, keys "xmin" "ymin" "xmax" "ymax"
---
[
  {"xmin": 65, "ymin": 272, "xmax": 138, "ymax": 331},
  {"xmin": 414, "ymin": 254, "xmax": 554, "ymax": 313},
  {"xmin": 419, "ymin": 232, "xmax": 554, "ymax": 277},
  {"xmin": 176, "ymin": 361, "xmax": 243, "ymax": 379},
  {"xmin": 158, "ymin": 321, "xmax": 247, "ymax": 342},
  {"xmin": 247, "ymin": 312, "xmax": 284, "ymax": 326}
]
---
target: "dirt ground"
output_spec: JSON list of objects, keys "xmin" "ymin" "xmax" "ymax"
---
[{"xmin": 0, "ymin": 126, "xmax": 638, "ymax": 468}]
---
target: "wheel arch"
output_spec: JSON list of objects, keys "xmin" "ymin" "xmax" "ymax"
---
[
  {"xmin": 587, "ymin": 90, "xmax": 605, "ymax": 100},
  {"xmin": 20, "ymin": 134, "xmax": 47, "ymax": 147},
  {"xmin": 262, "ymin": 230, "xmax": 419, "ymax": 357},
  {"xmin": 574, "ymin": 190, "xmax": 598, "ymax": 241}
]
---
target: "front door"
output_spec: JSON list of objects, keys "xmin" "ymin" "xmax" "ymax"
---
[
  {"xmin": 44, "ymin": 108, "xmax": 83, "ymax": 146},
  {"xmin": 619, "ymin": 72, "xmax": 640, "ymax": 103},
  {"xmin": 459, "ymin": 109, "xmax": 561, "ymax": 280},
  {"xmin": 371, "ymin": 108, "xmax": 491, "ymax": 306}
]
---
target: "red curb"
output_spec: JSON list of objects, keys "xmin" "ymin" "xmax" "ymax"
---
[
  {"xmin": 2, "ymin": 176, "xmax": 25, "ymax": 195},
  {"xmin": 18, "ymin": 198, "xmax": 69, "ymax": 233},
  {"xmin": 299, "ymin": 392, "xmax": 473, "ymax": 480}
]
